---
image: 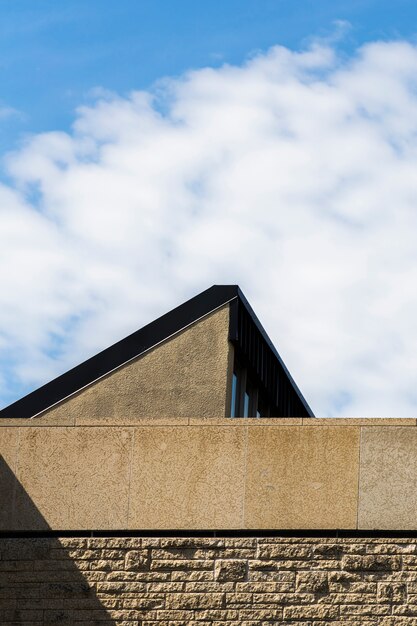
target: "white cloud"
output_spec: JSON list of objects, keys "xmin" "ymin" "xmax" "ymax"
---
[
  {"xmin": 2, "ymin": 40, "xmax": 417, "ymax": 416},
  {"xmin": 0, "ymin": 105, "xmax": 20, "ymax": 120}
]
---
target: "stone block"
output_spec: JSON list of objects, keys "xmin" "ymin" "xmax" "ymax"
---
[
  {"xmin": 359, "ymin": 427, "xmax": 417, "ymax": 530},
  {"xmin": 125, "ymin": 550, "xmax": 149, "ymax": 571},
  {"xmin": 378, "ymin": 582, "xmax": 407, "ymax": 603},
  {"xmin": 14, "ymin": 427, "xmax": 132, "ymax": 530},
  {"xmin": 165, "ymin": 592, "xmax": 224, "ymax": 610},
  {"xmin": 296, "ymin": 572, "xmax": 329, "ymax": 594},
  {"xmin": 244, "ymin": 425, "xmax": 360, "ymax": 528},
  {"xmin": 341, "ymin": 554, "xmax": 401, "ymax": 572},
  {"xmin": 128, "ymin": 426, "xmax": 246, "ymax": 529},
  {"xmin": 215, "ymin": 560, "xmax": 248, "ymax": 582}
]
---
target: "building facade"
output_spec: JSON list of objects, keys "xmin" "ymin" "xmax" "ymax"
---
[{"xmin": 1, "ymin": 286, "xmax": 416, "ymax": 624}]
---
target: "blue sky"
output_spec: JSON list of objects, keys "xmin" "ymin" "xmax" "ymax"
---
[
  {"xmin": 3, "ymin": 1, "xmax": 417, "ymax": 416},
  {"xmin": 2, "ymin": 0, "xmax": 417, "ymax": 153}
]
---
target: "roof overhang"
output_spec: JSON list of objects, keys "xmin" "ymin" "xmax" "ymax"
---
[{"xmin": 0, "ymin": 285, "xmax": 314, "ymax": 418}]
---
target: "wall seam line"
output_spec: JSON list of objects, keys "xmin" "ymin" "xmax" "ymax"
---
[
  {"xmin": 356, "ymin": 426, "xmax": 363, "ymax": 530},
  {"xmin": 126, "ymin": 427, "xmax": 135, "ymax": 529},
  {"xmin": 241, "ymin": 424, "xmax": 249, "ymax": 529}
]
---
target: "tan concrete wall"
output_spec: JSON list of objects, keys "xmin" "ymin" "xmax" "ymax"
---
[
  {"xmin": 33, "ymin": 305, "xmax": 233, "ymax": 422},
  {"xmin": 2, "ymin": 535, "xmax": 417, "ymax": 624},
  {"xmin": 2, "ymin": 418, "xmax": 417, "ymax": 531}
]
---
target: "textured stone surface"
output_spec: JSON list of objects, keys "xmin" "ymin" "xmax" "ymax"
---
[
  {"xmin": 0, "ymin": 413, "xmax": 76, "ymax": 426},
  {"xmin": 359, "ymin": 427, "xmax": 417, "ymax": 530},
  {"xmin": 14, "ymin": 427, "xmax": 132, "ymax": 530},
  {"xmin": 4, "ymin": 420, "xmax": 417, "ymax": 532},
  {"xmin": 2, "ymin": 536, "xmax": 417, "ymax": 624},
  {"xmin": 245, "ymin": 425, "xmax": 360, "ymax": 528},
  {"xmin": 302, "ymin": 418, "xmax": 417, "ymax": 426},
  {"xmin": 41, "ymin": 305, "xmax": 232, "ymax": 422},
  {"xmin": 215, "ymin": 559, "xmax": 248, "ymax": 581},
  {"xmin": 128, "ymin": 426, "xmax": 246, "ymax": 529},
  {"xmin": 189, "ymin": 417, "xmax": 303, "ymax": 426},
  {"xmin": 0, "ymin": 428, "xmax": 20, "ymax": 529}
]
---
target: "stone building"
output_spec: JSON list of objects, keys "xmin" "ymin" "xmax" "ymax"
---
[{"xmin": 0, "ymin": 285, "xmax": 416, "ymax": 624}]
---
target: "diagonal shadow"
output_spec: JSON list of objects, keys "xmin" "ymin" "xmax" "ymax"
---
[{"xmin": 0, "ymin": 456, "xmax": 116, "ymax": 624}]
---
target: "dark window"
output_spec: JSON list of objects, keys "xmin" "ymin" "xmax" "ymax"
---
[
  {"xmin": 228, "ymin": 296, "xmax": 313, "ymax": 418},
  {"xmin": 230, "ymin": 372, "xmax": 238, "ymax": 418},
  {"xmin": 243, "ymin": 390, "xmax": 250, "ymax": 418},
  {"xmin": 230, "ymin": 358, "xmax": 270, "ymax": 418},
  {"xmin": 256, "ymin": 389, "xmax": 270, "ymax": 417}
]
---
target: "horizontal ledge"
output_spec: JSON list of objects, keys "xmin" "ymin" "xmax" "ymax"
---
[
  {"xmin": 3, "ymin": 529, "xmax": 417, "ymax": 539},
  {"xmin": 1, "ymin": 417, "xmax": 416, "ymax": 427}
]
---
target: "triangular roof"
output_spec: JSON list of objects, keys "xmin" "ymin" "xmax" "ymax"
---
[{"xmin": 0, "ymin": 285, "xmax": 314, "ymax": 418}]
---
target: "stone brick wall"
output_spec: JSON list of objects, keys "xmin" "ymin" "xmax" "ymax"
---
[
  {"xmin": 2, "ymin": 535, "xmax": 417, "ymax": 624},
  {"xmin": 5, "ymin": 420, "xmax": 417, "ymax": 533}
]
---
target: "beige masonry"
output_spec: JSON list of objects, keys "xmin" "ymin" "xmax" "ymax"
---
[
  {"xmin": 4, "ymin": 301, "xmax": 417, "ymax": 624},
  {"xmin": 2, "ymin": 535, "xmax": 417, "ymax": 625},
  {"xmin": 2, "ymin": 417, "xmax": 417, "ymax": 531},
  {"xmin": 5, "ymin": 294, "xmax": 417, "ymax": 626},
  {"xmin": 29, "ymin": 304, "xmax": 234, "ymax": 423}
]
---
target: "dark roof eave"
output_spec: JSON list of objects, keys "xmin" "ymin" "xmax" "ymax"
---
[
  {"xmin": 0, "ymin": 286, "xmax": 239, "ymax": 419},
  {"xmin": 0, "ymin": 284, "xmax": 314, "ymax": 419},
  {"xmin": 235, "ymin": 287, "xmax": 314, "ymax": 417}
]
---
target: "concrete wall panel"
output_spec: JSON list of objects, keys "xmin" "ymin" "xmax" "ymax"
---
[
  {"xmin": 2, "ymin": 420, "xmax": 417, "ymax": 531},
  {"xmin": 42, "ymin": 305, "xmax": 232, "ymax": 422},
  {"xmin": 14, "ymin": 427, "xmax": 132, "ymax": 530},
  {"xmin": 245, "ymin": 425, "xmax": 360, "ymax": 529},
  {"xmin": 128, "ymin": 425, "xmax": 247, "ymax": 529},
  {"xmin": 359, "ymin": 426, "xmax": 417, "ymax": 530}
]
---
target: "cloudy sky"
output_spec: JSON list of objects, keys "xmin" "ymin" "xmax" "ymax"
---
[{"xmin": 2, "ymin": 1, "xmax": 417, "ymax": 416}]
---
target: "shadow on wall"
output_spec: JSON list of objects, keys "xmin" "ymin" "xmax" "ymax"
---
[{"xmin": 0, "ymin": 456, "xmax": 115, "ymax": 624}]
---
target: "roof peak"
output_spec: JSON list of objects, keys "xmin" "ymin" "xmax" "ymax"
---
[{"xmin": 0, "ymin": 285, "xmax": 313, "ymax": 418}]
